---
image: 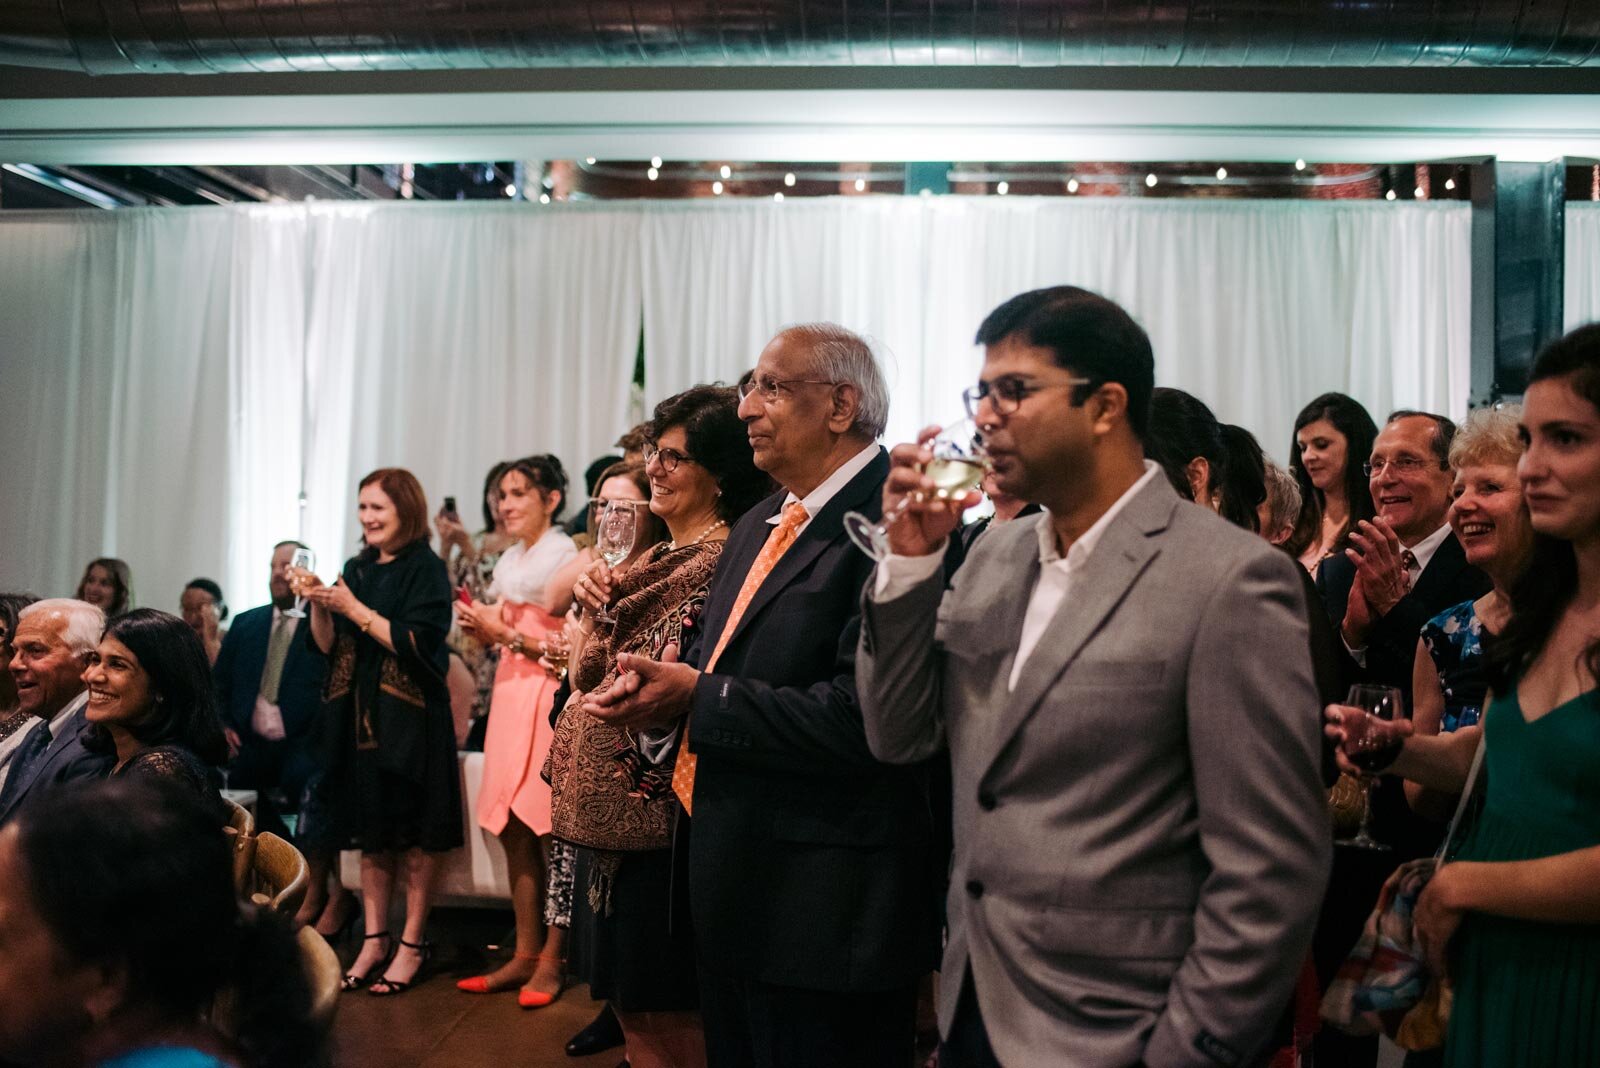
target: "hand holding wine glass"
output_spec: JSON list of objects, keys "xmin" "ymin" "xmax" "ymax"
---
[
  {"xmin": 284, "ymin": 547, "xmax": 318, "ymax": 619},
  {"xmin": 846, "ymin": 418, "xmax": 987, "ymax": 561},
  {"xmin": 591, "ymin": 501, "xmax": 637, "ymax": 624},
  {"xmin": 1328, "ymin": 684, "xmax": 1411, "ymax": 850}
]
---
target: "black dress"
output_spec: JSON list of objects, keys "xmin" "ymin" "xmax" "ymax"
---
[
  {"xmin": 317, "ymin": 540, "xmax": 463, "ymax": 854},
  {"xmin": 115, "ymin": 744, "xmax": 228, "ymax": 826}
]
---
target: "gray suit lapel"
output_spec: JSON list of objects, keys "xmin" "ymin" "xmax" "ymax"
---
[
  {"xmin": 0, "ymin": 694, "xmax": 89, "ymax": 821},
  {"xmin": 978, "ymin": 478, "xmax": 1176, "ymax": 777}
]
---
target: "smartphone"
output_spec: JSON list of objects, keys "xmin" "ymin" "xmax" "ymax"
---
[
  {"xmin": 456, "ymin": 584, "xmax": 473, "ymax": 607},
  {"xmin": 443, "ymin": 496, "xmax": 458, "ymax": 516}
]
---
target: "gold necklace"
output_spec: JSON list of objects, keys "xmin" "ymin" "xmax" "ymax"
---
[{"xmin": 671, "ymin": 518, "xmax": 727, "ymax": 550}]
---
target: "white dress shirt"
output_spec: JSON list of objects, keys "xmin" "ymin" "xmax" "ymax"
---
[
  {"xmin": 766, "ymin": 442, "xmax": 881, "ymax": 536},
  {"xmin": 251, "ymin": 607, "xmax": 291, "ymax": 742},
  {"xmin": 875, "ymin": 461, "xmax": 1163, "ymax": 690},
  {"xmin": 489, "ymin": 527, "xmax": 579, "ymax": 604}
]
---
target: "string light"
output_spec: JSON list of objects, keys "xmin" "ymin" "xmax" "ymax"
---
[
  {"xmin": 539, "ymin": 193, "xmax": 550, "ymax": 204},
  {"xmin": 399, "ymin": 181, "xmax": 413, "ymax": 199},
  {"xmin": 1414, "ymin": 186, "xmax": 1426, "ymax": 198},
  {"xmin": 996, "ymin": 181, "xmax": 1009, "ymax": 195},
  {"xmin": 712, "ymin": 180, "xmax": 724, "ymax": 195},
  {"xmin": 1145, "ymin": 173, "xmax": 1158, "ymax": 187},
  {"xmin": 1294, "ymin": 159, "xmax": 1307, "ymax": 171},
  {"xmin": 920, "ymin": 188, "xmax": 933, "ymax": 197},
  {"xmin": 854, "ymin": 177, "xmax": 866, "ymax": 192},
  {"xmin": 784, "ymin": 172, "xmax": 796, "ymax": 187},
  {"xmin": 505, "ymin": 184, "xmax": 516, "ymax": 197},
  {"xmin": 1444, "ymin": 178, "xmax": 1456, "ymax": 190},
  {"xmin": 586, "ymin": 157, "xmax": 597, "ymax": 165},
  {"xmin": 1215, "ymin": 167, "xmax": 1227, "ymax": 180},
  {"xmin": 647, "ymin": 167, "xmax": 659, "ymax": 181},
  {"xmin": 773, "ymin": 192, "xmax": 784, "ymax": 202},
  {"xmin": 719, "ymin": 164, "xmax": 731, "ymax": 179},
  {"xmin": 651, "ymin": 156, "xmax": 663, "ymax": 169},
  {"xmin": 1067, "ymin": 178, "xmax": 1079, "ymax": 193},
  {"xmin": 1386, "ymin": 189, "xmax": 1397, "ymax": 201}
]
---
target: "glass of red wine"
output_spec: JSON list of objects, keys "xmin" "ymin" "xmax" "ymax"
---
[{"xmin": 1336, "ymin": 684, "xmax": 1407, "ymax": 851}]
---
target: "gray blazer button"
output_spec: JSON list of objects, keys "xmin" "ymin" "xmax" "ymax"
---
[{"xmin": 966, "ymin": 879, "xmax": 985, "ymax": 899}]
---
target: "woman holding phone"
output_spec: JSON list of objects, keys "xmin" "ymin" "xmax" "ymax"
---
[{"xmin": 454, "ymin": 454, "xmax": 578, "ymax": 1006}]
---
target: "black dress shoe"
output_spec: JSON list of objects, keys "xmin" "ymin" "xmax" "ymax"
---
[{"xmin": 566, "ymin": 1003, "xmax": 624, "ymax": 1057}]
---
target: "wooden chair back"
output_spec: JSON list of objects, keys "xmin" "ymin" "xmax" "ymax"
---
[{"xmin": 250, "ymin": 831, "xmax": 309, "ymax": 917}]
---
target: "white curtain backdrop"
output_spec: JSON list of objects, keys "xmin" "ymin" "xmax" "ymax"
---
[
  {"xmin": 642, "ymin": 198, "xmax": 1472, "ymax": 462},
  {"xmin": 1567, "ymin": 203, "xmax": 1600, "ymax": 330},
  {"xmin": 0, "ymin": 203, "xmax": 641, "ymax": 615},
  {"xmin": 2, "ymin": 196, "xmax": 1469, "ymax": 615}
]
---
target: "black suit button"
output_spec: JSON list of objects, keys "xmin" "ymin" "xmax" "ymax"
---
[
  {"xmin": 978, "ymin": 791, "xmax": 997, "ymax": 811},
  {"xmin": 966, "ymin": 879, "xmax": 985, "ymax": 899}
]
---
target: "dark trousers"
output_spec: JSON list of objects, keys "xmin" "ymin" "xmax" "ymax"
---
[
  {"xmin": 940, "ymin": 972, "xmax": 1003, "ymax": 1068},
  {"xmin": 698, "ymin": 965, "xmax": 917, "ymax": 1068},
  {"xmin": 227, "ymin": 734, "xmax": 310, "ymax": 841}
]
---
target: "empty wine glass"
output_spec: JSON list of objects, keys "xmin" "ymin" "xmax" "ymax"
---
[
  {"xmin": 284, "ymin": 547, "xmax": 316, "ymax": 619},
  {"xmin": 592, "ymin": 500, "xmax": 637, "ymax": 624},
  {"xmin": 845, "ymin": 417, "xmax": 989, "ymax": 561},
  {"xmin": 1335, "ymin": 684, "xmax": 1408, "ymax": 851}
]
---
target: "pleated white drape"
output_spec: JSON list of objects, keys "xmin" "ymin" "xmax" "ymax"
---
[
  {"xmin": 0, "ymin": 203, "xmax": 641, "ymax": 614},
  {"xmin": 641, "ymin": 198, "xmax": 1473, "ymax": 460},
  {"xmin": 1567, "ymin": 203, "xmax": 1600, "ymax": 330},
  {"xmin": 2, "ymin": 196, "xmax": 1470, "ymax": 614}
]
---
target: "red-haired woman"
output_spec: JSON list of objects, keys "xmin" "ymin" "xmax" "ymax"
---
[{"xmin": 295, "ymin": 467, "xmax": 462, "ymax": 997}]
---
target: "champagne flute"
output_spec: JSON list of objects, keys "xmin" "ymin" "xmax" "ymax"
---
[
  {"xmin": 592, "ymin": 500, "xmax": 637, "ymax": 624},
  {"xmin": 844, "ymin": 417, "xmax": 989, "ymax": 562},
  {"xmin": 1335, "ymin": 684, "xmax": 1408, "ymax": 851},
  {"xmin": 284, "ymin": 547, "xmax": 316, "ymax": 619}
]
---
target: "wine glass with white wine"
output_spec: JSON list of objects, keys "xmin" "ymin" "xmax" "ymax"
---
[
  {"xmin": 284, "ymin": 546, "xmax": 316, "ymax": 619},
  {"xmin": 591, "ymin": 500, "xmax": 638, "ymax": 624},
  {"xmin": 844, "ymin": 417, "xmax": 989, "ymax": 561}
]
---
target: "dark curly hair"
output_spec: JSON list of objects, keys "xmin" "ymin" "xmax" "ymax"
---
[
  {"xmin": 649, "ymin": 385, "xmax": 773, "ymax": 523},
  {"xmin": 501, "ymin": 454, "xmax": 570, "ymax": 522},
  {"xmin": 82, "ymin": 608, "xmax": 229, "ymax": 767}
]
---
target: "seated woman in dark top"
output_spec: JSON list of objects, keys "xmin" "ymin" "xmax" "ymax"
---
[{"xmin": 79, "ymin": 608, "xmax": 229, "ymax": 823}]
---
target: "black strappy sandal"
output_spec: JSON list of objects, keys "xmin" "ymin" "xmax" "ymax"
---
[
  {"xmin": 340, "ymin": 930, "xmax": 393, "ymax": 992},
  {"xmin": 368, "ymin": 938, "xmax": 432, "ymax": 997}
]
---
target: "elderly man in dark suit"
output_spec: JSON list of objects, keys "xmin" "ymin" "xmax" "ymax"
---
[
  {"xmin": 859, "ymin": 287, "xmax": 1330, "ymax": 1068},
  {"xmin": 0, "ymin": 599, "xmax": 113, "ymax": 825},
  {"xmin": 584, "ymin": 323, "xmax": 940, "ymax": 1068},
  {"xmin": 1312, "ymin": 410, "xmax": 1490, "ymax": 1068}
]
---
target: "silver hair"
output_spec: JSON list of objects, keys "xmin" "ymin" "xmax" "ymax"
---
[
  {"xmin": 1449, "ymin": 404, "xmax": 1524, "ymax": 470},
  {"xmin": 779, "ymin": 323, "xmax": 890, "ymax": 440},
  {"xmin": 19, "ymin": 598, "xmax": 106, "ymax": 655},
  {"xmin": 1262, "ymin": 459, "xmax": 1303, "ymax": 540}
]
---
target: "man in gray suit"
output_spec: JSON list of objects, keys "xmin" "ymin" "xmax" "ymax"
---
[{"xmin": 858, "ymin": 286, "xmax": 1330, "ymax": 1068}]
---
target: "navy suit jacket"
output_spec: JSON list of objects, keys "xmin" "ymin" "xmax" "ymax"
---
[
  {"xmin": 0, "ymin": 696, "xmax": 114, "ymax": 826},
  {"xmin": 213, "ymin": 604, "xmax": 328, "ymax": 742},
  {"xmin": 1316, "ymin": 531, "xmax": 1490, "ymax": 857},
  {"xmin": 682, "ymin": 448, "xmax": 941, "ymax": 994}
]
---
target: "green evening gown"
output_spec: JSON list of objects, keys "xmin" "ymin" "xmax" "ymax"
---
[{"xmin": 1444, "ymin": 686, "xmax": 1600, "ymax": 1067}]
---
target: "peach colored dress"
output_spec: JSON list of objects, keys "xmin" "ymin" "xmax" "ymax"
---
[{"xmin": 475, "ymin": 530, "xmax": 576, "ymax": 836}]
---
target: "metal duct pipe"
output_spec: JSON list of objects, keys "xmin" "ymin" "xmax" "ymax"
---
[{"xmin": 0, "ymin": 1, "xmax": 1597, "ymax": 75}]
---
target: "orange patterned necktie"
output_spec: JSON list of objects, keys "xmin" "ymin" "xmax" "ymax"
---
[{"xmin": 672, "ymin": 501, "xmax": 809, "ymax": 814}]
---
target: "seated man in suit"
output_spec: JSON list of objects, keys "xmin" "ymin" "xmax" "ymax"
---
[
  {"xmin": 583, "ymin": 324, "xmax": 940, "ymax": 1068},
  {"xmin": 1311, "ymin": 410, "xmax": 1490, "ymax": 1068},
  {"xmin": 858, "ymin": 286, "xmax": 1331, "ymax": 1068},
  {"xmin": 0, "ymin": 599, "xmax": 113, "ymax": 825},
  {"xmin": 213, "ymin": 541, "xmax": 334, "ymax": 914}
]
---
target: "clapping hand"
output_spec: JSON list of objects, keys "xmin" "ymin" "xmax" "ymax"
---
[
  {"xmin": 456, "ymin": 599, "xmax": 511, "ymax": 646},
  {"xmin": 304, "ymin": 575, "xmax": 362, "ymax": 619},
  {"xmin": 1342, "ymin": 518, "xmax": 1409, "ymax": 644}
]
